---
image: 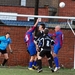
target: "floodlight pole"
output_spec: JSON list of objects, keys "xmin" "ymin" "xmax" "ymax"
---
[{"xmin": 34, "ymin": 0, "xmax": 39, "ymax": 36}]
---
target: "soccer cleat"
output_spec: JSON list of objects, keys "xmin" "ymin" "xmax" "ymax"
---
[
  {"xmin": 0, "ymin": 64, "xmax": 5, "ymax": 67},
  {"xmin": 1, "ymin": 64, "xmax": 3, "ymax": 66},
  {"xmin": 28, "ymin": 68, "xmax": 34, "ymax": 71},
  {"xmin": 32, "ymin": 65, "xmax": 38, "ymax": 70},
  {"xmin": 54, "ymin": 67, "xmax": 60, "ymax": 72},
  {"xmin": 0, "ymin": 64, "xmax": 4, "ymax": 67},
  {"xmin": 49, "ymin": 67, "xmax": 54, "ymax": 72},
  {"xmin": 49, "ymin": 66, "xmax": 50, "ymax": 68},
  {"xmin": 37, "ymin": 69, "xmax": 43, "ymax": 73},
  {"xmin": 51, "ymin": 68, "xmax": 54, "ymax": 72}
]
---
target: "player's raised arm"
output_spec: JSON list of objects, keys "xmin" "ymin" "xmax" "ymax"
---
[{"xmin": 34, "ymin": 18, "xmax": 41, "ymax": 27}]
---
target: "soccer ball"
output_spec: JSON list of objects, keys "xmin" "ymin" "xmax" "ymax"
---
[{"xmin": 59, "ymin": 2, "xmax": 65, "ymax": 8}]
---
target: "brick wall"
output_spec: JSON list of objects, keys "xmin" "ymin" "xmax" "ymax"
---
[{"xmin": 0, "ymin": 26, "xmax": 75, "ymax": 68}]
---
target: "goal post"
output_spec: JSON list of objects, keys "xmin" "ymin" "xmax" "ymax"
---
[
  {"xmin": 0, "ymin": 13, "xmax": 75, "ymax": 19},
  {"xmin": 0, "ymin": 13, "xmax": 75, "ymax": 68}
]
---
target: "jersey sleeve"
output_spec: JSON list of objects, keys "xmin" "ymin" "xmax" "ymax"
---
[
  {"xmin": 50, "ymin": 38, "xmax": 55, "ymax": 45},
  {"xmin": 48, "ymin": 33, "xmax": 57, "ymax": 37},
  {"xmin": 28, "ymin": 26, "xmax": 36, "ymax": 33},
  {"xmin": 0, "ymin": 36, "xmax": 4, "ymax": 40},
  {"xmin": 8, "ymin": 38, "xmax": 12, "ymax": 44}
]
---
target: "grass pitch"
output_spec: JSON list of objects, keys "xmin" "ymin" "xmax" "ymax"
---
[{"xmin": 0, "ymin": 66, "xmax": 75, "ymax": 75}]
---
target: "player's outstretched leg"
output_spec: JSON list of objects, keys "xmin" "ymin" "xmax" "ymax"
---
[
  {"xmin": 32, "ymin": 55, "xmax": 38, "ymax": 70},
  {"xmin": 54, "ymin": 56, "xmax": 60, "ymax": 72}
]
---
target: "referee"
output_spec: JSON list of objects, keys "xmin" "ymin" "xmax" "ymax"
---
[{"xmin": 37, "ymin": 28, "xmax": 54, "ymax": 73}]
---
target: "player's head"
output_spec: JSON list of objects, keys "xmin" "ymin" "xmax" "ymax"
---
[
  {"xmin": 44, "ymin": 28, "xmax": 49, "ymax": 35},
  {"xmin": 55, "ymin": 25, "xmax": 61, "ymax": 32},
  {"xmin": 26, "ymin": 26, "xmax": 32, "ymax": 32},
  {"xmin": 26, "ymin": 27, "xmax": 30, "ymax": 31},
  {"xmin": 5, "ymin": 32, "xmax": 10, "ymax": 38},
  {"xmin": 39, "ymin": 24, "xmax": 45, "ymax": 31}
]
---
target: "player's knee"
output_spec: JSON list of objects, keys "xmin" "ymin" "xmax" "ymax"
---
[
  {"xmin": 0, "ymin": 53, "xmax": 1, "ymax": 56},
  {"xmin": 30, "ymin": 56, "xmax": 35, "ymax": 61},
  {"xmin": 4, "ymin": 55, "xmax": 9, "ymax": 60},
  {"xmin": 52, "ymin": 52, "xmax": 57, "ymax": 57},
  {"xmin": 5, "ymin": 57, "xmax": 9, "ymax": 60},
  {"xmin": 38, "ymin": 56, "xmax": 42, "ymax": 60}
]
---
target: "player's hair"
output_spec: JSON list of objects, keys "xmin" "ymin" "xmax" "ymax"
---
[
  {"xmin": 5, "ymin": 32, "xmax": 10, "ymax": 35},
  {"xmin": 44, "ymin": 28, "xmax": 49, "ymax": 35},
  {"xmin": 40, "ymin": 24, "xmax": 45, "ymax": 29}
]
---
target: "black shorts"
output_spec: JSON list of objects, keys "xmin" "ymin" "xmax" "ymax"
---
[
  {"xmin": 39, "ymin": 50, "xmax": 52, "ymax": 58},
  {"xmin": 0, "ymin": 49, "xmax": 7, "ymax": 54}
]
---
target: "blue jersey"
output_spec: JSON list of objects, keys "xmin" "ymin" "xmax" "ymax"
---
[
  {"xmin": 49, "ymin": 30, "xmax": 63, "ymax": 47},
  {"xmin": 49, "ymin": 30, "xmax": 64, "ymax": 54},
  {"xmin": 24, "ymin": 26, "xmax": 36, "ymax": 47},
  {"xmin": 0, "ymin": 36, "xmax": 11, "ymax": 50}
]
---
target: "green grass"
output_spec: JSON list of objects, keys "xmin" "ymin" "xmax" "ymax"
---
[{"xmin": 0, "ymin": 66, "xmax": 75, "ymax": 75}]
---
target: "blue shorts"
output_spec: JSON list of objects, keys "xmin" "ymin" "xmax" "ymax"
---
[
  {"xmin": 27, "ymin": 45, "xmax": 37, "ymax": 56},
  {"xmin": 53, "ymin": 44, "xmax": 61, "ymax": 54}
]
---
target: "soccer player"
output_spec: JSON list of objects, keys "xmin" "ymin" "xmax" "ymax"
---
[
  {"xmin": 24, "ymin": 19, "xmax": 39, "ymax": 70},
  {"xmin": 35, "ymin": 24, "xmax": 54, "ymax": 69},
  {"xmin": 49, "ymin": 25, "xmax": 64, "ymax": 72},
  {"xmin": 37, "ymin": 28, "xmax": 54, "ymax": 73},
  {"xmin": 35, "ymin": 24, "xmax": 45, "ymax": 58},
  {"xmin": 0, "ymin": 32, "xmax": 12, "ymax": 66}
]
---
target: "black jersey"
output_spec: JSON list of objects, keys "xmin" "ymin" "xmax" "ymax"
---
[
  {"xmin": 37, "ymin": 31, "xmax": 44, "ymax": 38},
  {"xmin": 37, "ymin": 34, "xmax": 54, "ymax": 51}
]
